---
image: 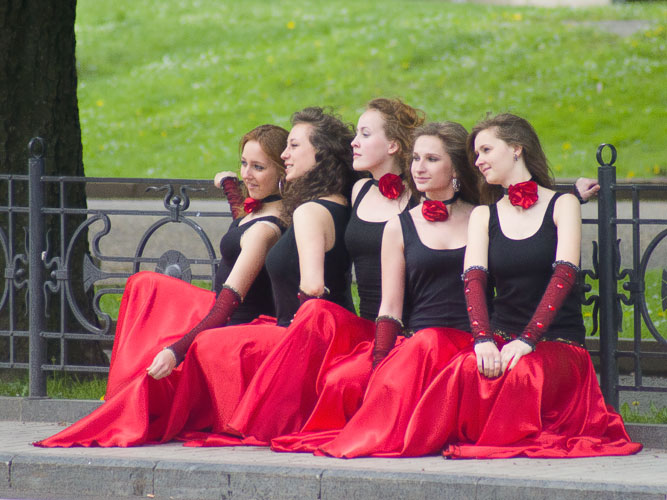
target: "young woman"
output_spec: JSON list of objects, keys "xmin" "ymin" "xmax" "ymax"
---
[
  {"xmin": 35, "ymin": 124, "xmax": 289, "ymax": 447},
  {"xmin": 381, "ymin": 113, "xmax": 641, "ymax": 458},
  {"xmin": 157, "ymin": 107, "xmax": 360, "ymax": 445},
  {"xmin": 220, "ymin": 98, "xmax": 426, "ymax": 443},
  {"xmin": 270, "ymin": 122, "xmax": 482, "ymax": 456}
]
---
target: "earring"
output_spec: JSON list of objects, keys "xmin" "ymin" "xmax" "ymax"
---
[
  {"xmin": 513, "ymin": 153, "xmax": 519, "ymax": 162},
  {"xmin": 278, "ymin": 177, "xmax": 286, "ymax": 197},
  {"xmin": 452, "ymin": 178, "xmax": 460, "ymax": 192}
]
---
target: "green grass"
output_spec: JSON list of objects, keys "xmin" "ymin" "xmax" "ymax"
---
[
  {"xmin": 620, "ymin": 401, "xmax": 667, "ymax": 424},
  {"xmin": 0, "ymin": 370, "xmax": 106, "ymax": 400},
  {"xmin": 75, "ymin": 0, "xmax": 666, "ymax": 180}
]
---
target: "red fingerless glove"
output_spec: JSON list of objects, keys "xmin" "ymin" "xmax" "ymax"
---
[
  {"xmin": 462, "ymin": 267, "xmax": 494, "ymax": 346},
  {"xmin": 373, "ymin": 316, "xmax": 403, "ymax": 368},
  {"xmin": 167, "ymin": 285, "xmax": 242, "ymax": 365},
  {"xmin": 297, "ymin": 286, "xmax": 330, "ymax": 306},
  {"xmin": 520, "ymin": 261, "xmax": 579, "ymax": 348},
  {"xmin": 221, "ymin": 177, "xmax": 245, "ymax": 219}
]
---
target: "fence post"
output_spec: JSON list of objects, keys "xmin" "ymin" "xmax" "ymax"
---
[
  {"xmin": 28, "ymin": 138, "xmax": 47, "ymax": 398},
  {"xmin": 596, "ymin": 143, "xmax": 619, "ymax": 409}
]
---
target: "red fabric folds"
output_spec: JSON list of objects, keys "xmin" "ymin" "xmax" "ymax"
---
[
  {"xmin": 271, "ymin": 327, "xmax": 472, "ymax": 456},
  {"xmin": 225, "ymin": 299, "xmax": 375, "ymax": 443},
  {"xmin": 397, "ymin": 338, "xmax": 642, "ymax": 458}
]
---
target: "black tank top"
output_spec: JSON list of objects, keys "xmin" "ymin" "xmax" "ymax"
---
[
  {"xmin": 488, "ymin": 193, "xmax": 585, "ymax": 344},
  {"xmin": 214, "ymin": 215, "xmax": 285, "ymax": 325},
  {"xmin": 344, "ymin": 180, "xmax": 415, "ymax": 320},
  {"xmin": 266, "ymin": 200, "xmax": 354, "ymax": 326},
  {"xmin": 399, "ymin": 212, "xmax": 470, "ymax": 332}
]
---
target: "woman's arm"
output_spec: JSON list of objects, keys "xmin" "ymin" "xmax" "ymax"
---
[
  {"xmin": 372, "ymin": 217, "xmax": 406, "ymax": 367},
  {"xmin": 463, "ymin": 206, "xmax": 502, "ymax": 378},
  {"xmin": 293, "ymin": 202, "xmax": 335, "ymax": 298},
  {"xmin": 214, "ymin": 171, "xmax": 245, "ymax": 219},
  {"xmin": 147, "ymin": 221, "xmax": 282, "ymax": 379}
]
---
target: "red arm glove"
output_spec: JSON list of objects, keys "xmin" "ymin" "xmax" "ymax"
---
[
  {"xmin": 221, "ymin": 177, "xmax": 245, "ymax": 219},
  {"xmin": 462, "ymin": 267, "xmax": 494, "ymax": 346},
  {"xmin": 372, "ymin": 316, "xmax": 403, "ymax": 368},
  {"xmin": 166, "ymin": 285, "xmax": 242, "ymax": 365},
  {"xmin": 297, "ymin": 286, "xmax": 330, "ymax": 306},
  {"xmin": 520, "ymin": 261, "xmax": 579, "ymax": 348}
]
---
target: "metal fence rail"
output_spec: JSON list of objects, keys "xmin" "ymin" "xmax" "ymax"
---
[{"xmin": 0, "ymin": 139, "xmax": 665, "ymax": 409}]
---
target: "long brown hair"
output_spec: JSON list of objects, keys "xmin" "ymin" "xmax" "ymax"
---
[
  {"xmin": 366, "ymin": 97, "xmax": 425, "ymax": 201},
  {"xmin": 281, "ymin": 107, "xmax": 355, "ymax": 221},
  {"xmin": 413, "ymin": 122, "xmax": 481, "ymax": 206},
  {"xmin": 467, "ymin": 113, "xmax": 553, "ymax": 204},
  {"xmin": 237, "ymin": 124, "xmax": 288, "ymax": 197}
]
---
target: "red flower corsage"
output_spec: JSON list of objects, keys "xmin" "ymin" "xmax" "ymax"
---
[
  {"xmin": 507, "ymin": 180, "xmax": 538, "ymax": 209},
  {"xmin": 243, "ymin": 197, "xmax": 262, "ymax": 213},
  {"xmin": 377, "ymin": 173, "xmax": 404, "ymax": 200},
  {"xmin": 422, "ymin": 200, "xmax": 449, "ymax": 222}
]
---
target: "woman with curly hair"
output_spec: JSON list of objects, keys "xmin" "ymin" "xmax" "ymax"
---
[
  {"xmin": 155, "ymin": 107, "xmax": 363, "ymax": 445},
  {"xmin": 35, "ymin": 124, "xmax": 289, "ymax": 447},
  {"xmin": 224, "ymin": 98, "xmax": 432, "ymax": 444}
]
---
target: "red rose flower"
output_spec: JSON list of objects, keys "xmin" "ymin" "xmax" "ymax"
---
[
  {"xmin": 422, "ymin": 200, "xmax": 449, "ymax": 222},
  {"xmin": 377, "ymin": 173, "xmax": 404, "ymax": 200},
  {"xmin": 508, "ymin": 180, "xmax": 538, "ymax": 209},
  {"xmin": 243, "ymin": 197, "xmax": 262, "ymax": 213}
]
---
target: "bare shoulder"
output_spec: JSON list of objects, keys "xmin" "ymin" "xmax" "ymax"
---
[
  {"xmin": 553, "ymin": 192, "xmax": 581, "ymax": 223},
  {"xmin": 469, "ymin": 204, "xmax": 490, "ymax": 224},
  {"xmin": 293, "ymin": 201, "xmax": 333, "ymax": 227},
  {"xmin": 351, "ymin": 178, "xmax": 373, "ymax": 205},
  {"xmin": 240, "ymin": 220, "xmax": 282, "ymax": 249}
]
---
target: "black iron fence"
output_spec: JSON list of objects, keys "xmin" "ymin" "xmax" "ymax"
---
[{"xmin": 1, "ymin": 140, "xmax": 665, "ymax": 409}]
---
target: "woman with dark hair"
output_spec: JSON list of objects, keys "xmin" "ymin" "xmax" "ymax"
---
[
  {"xmin": 380, "ymin": 113, "xmax": 641, "ymax": 458},
  {"xmin": 157, "ymin": 107, "xmax": 363, "ymax": 445},
  {"xmin": 269, "ymin": 121, "xmax": 482, "ymax": 456},
  {"xmin": 35, "ymin": 124, "xmax": 289, "ymax": 447},
  {"xmin": 222, "ymin": 98, "xmax": 427, "ymax": 443}
]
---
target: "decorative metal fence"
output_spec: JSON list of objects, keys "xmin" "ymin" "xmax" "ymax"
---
[{"xmin": 0, "ymin": 139, "xmax": 665, "ymax": 409}]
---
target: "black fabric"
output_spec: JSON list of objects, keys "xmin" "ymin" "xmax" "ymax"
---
[
  {"xmin": 213, "ymin": 215, "xmax": 284, "ymax": 324},
  {"xmin": 266, "ymin": 200, "xmax": 354, "ymax": 326},
  {"xmin": 344, "ymin": 181, "xmax": 416, "ymax": 320},
  {"xmin": 488, "ymin": 193, "xmax": 586, "ymax": 344},
  {"xmin": 399, "ymin": 212, "xmax": 469, "ymax": 332}
]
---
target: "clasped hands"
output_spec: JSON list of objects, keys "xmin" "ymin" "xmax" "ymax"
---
[{"xmin": 474, "ymin": 339, "xmax": 533, "ymax": 378}]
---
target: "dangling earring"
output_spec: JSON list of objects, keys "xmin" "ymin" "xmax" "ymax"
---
[
  {"xmin": 278, "ymin": 177, "xmax": 286, "ymax": 197},
  {"xmin": 452, "ymin": 178, "xmax": 460, "ymax": 193},
  {"xmin": 513, "ymin": 153, "xmax": 519, "ymax": 162}
]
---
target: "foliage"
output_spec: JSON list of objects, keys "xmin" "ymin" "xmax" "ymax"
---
[
  {"xmin": 620, "ymin": 401, "xmax": 667, "ymax": 424},
  {"xmin": 75, "ymin": 0, "xmax": 666, "ymax": 180},
  {"xmin": 0, "ymin": 370, "xmax": 106, "ymax": 400}
]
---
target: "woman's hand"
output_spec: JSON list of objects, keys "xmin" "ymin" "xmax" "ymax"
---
[
  {"xmin": 214, "ymin": 171, "xmax": 238, "ymax": 188},
  {"xmin": 146, "ymin": 349, "xmax": 177, "ymax": 380},
  {"xmin": 499, "ymin": 339, "xmax": 534, "ymax": 373},
  {"xmin": 474, "ymin": 341, "xmax": 502, "ymax": 378},
  {"xmin": 574, "ymin": 177, "xmax": 600, "ymax": 203}
]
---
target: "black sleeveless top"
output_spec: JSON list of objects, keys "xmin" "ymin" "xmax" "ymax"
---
[
  {"xmin": 344, "ymin": 180, "xmax": 416, "ymax": 320},
  {"xmin": 266, "ymin": 199, "xmax": 354, "ymax": 326},
  {"xmin": 213, "ymin": 215, "xmax": 285, "ymax": 325},
  {"xmin": 399, "ymin": 212, "xmax": 470, "ymax": 332},
  {"xmin": 488, "ymin": 193, "xmax": 585, "ymax": 344}
]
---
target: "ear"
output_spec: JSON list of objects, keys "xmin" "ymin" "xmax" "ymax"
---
[
  {"xmin": 387, "ymin": 141, "xmax": 399, "ymax": 156},
  {"xmin": 512, "ymin": 145, "xmax": 523, "ymax": 158}
]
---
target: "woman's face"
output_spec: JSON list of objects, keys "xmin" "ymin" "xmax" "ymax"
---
[
  {"xmin": 351, "ymin": 109, "xmax": 396, "ymax": 173},
  {"xmin": 411, "ymin": 135, "xmax": 455, "ymax": 195},
  {"xmin": 240, "ymin": 140, "xmax": 282, "ymax": 199},
  {"xmin": 473, "ymin": 128, "xmax": 519, "ymax": 185},
  {"xmin": 281, "ymin": 123, "xmax": 317, "ymax": 182}
]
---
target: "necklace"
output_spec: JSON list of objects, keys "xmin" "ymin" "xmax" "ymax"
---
[
  {"xmin": 422, "ymin": 192, "xmax": 460, "ymax": 222},
  {"xmin": 243, "ymin": 194, "xmax": 282, "ymax": 214}
]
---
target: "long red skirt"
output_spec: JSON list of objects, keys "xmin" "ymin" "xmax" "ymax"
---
[
  {"xmin": 34, "ymin": 271, "xmax": 281, "ymax": 447},
  {"xmin": 390, "ymin": 338, "xmax": 642, "ymax": 458},
  {"xmin": 224, "ymin": 299, "xmax": 376, "ymax": 443},
  {"xmin": 271, "ymin": 326, "xmax": 473, "ymax": 456}
]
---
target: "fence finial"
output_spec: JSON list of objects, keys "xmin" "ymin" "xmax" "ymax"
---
[
  {"xmin": 28, "ymin": 137, "xmax": 46, "ymax": 159},
  {"xmin": 596, "ymin": 143, "xmax": 617, "ymax": 167}
]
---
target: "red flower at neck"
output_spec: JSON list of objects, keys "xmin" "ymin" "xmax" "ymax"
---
[
  {"xmin": 422, "ymin": 200, "xmax": 449, "ymax": 222},
  {"xmin": 507, "ymin": 180, "xmax": 538, "ymax": 209},
  {"xmin": 243, "ymin": 197, "xmax": 262, "ymax": 213},
  {"xmin": 376, "ymin": 173, "xmax": 404, "ymax": 200}
]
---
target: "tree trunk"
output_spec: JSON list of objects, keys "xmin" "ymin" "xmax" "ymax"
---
[{"xmin": 0, "ymin": 1, "xmax": 105, "ymax": 366}]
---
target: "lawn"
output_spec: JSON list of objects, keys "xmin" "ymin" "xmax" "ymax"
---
[{"xmin": 75, "ymin": 0, "xmax": 666, "ymax": 180}]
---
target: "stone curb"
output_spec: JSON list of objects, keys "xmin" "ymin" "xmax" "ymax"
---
[
  {"xmin": 2, "ymin": 396, "xmax": 666, "ymax": 450},
  {"xmin": 2, "ymin": 454, "xmax": 666, "ymax": 500}
]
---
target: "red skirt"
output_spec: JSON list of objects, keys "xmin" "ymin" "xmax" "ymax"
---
[
  {"xmin": 34, "ymin": 271, "xmax": 282, "ymax": 448},
  {"xmin": 396, "ymin": 338, "xmax": 642, "ymax": 458},
  {"xmin": 271, "ymin": 327, "xmax": 473, "ymax": 456},
  {"xmin": 224, "ymin": 299, "xmax": 375, "ymax": 443}
]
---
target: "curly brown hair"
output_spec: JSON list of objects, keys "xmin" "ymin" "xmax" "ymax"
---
[
  {"xmin": 467, "ymin": 113, "xmax": 554, "ymax": 204},
  {"xmin": 281, "ymin": 107, "xmax": 356, "ymax": 220},
  {"xmin": 366, "ymin": 97, "xmax": 425, "ymax": 201},
  {"xmin": 413, "ymin": 122, "xmax": 481, "ymax": 206},
  {"xmin": 237, "ymin": 124, "xmax": 288, "ymax": 197}
]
